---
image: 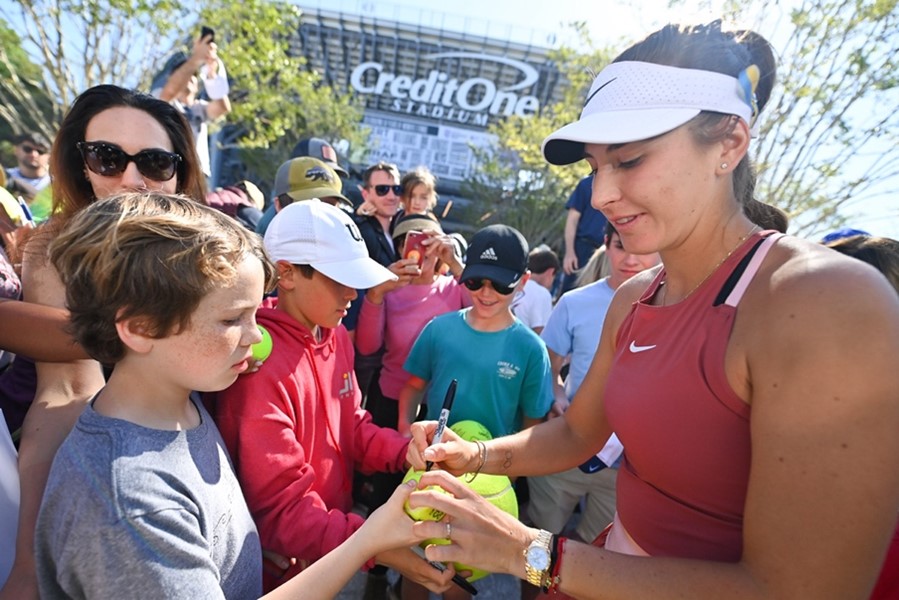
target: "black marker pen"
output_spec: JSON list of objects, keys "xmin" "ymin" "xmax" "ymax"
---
[{"xmin": 425, "ymin": 379, "xmax": 457, "ymax": 471}]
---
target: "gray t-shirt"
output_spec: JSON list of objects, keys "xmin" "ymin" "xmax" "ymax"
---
[{"xmin": 36, "ymin": 395, "xmax": 262, "ymax": 599}]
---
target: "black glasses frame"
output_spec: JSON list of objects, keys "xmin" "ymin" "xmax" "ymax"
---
[
  {"xmin": 462, "ymin": 278, "xmax": 517, "ymax": 296},
  {"xmin": 371, "ymin": 184, "xmax": 403, "ymax": 197},
  {"xmin": 77, "ymin": 141, "xmax": 181, "ymax": 181}
]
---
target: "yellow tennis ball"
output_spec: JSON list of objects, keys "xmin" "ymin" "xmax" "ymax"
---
[
  {"xmin": 402, "ymin": 468, "xmax": 449, "ymax": 521},
  {"xmin": 251, "ymin": 325, "xmax": 272, "ymax": 362},
  {"xmin": 449, "ymin": 420, "xmax": 493, "ymax": 442},
  {"xmin": 423, "ymin": 472, "xmax": 517, "ymax": 582}
]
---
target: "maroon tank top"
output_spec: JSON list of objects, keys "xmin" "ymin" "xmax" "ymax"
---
[{"xmin": 604, "ymin": 231, "xmax": 781, "ymax": 560}]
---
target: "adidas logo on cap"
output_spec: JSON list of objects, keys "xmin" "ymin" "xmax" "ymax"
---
[{"xmin": 480, "ymin": 247, "xmax": 498, "ymax": 261}]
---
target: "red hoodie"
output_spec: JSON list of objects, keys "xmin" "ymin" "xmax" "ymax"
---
[{"xmin": 213, "ymin": 305, "xmax": 408, "ymax": 588}]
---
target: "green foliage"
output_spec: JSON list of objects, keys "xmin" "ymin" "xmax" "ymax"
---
[
  {"xmin": 0, "ymin": 0, "xmax": 367, "ymax": 184},
  {"xmin": 195, "ymin": 0, "xmax": 368, "ymax": 185},
  {"xmin": 709, "ymin": 0, "xmax": 899, "ymax": 235},
  {"xmin": 0, "ymin": 22, "xmax": 55, "ymax": 151},
  {"xmin": 461, "ymin": 24, "xmax": 613, "ymax": 250},
  {"xmin": 198, "ymin": 0, "xmax": 365, "ymax": 149}
]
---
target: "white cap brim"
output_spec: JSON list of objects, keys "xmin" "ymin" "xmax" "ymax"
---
[
  {"xmin": 314, "ymin": 255, "xmax": 397, "ymax": 290},
  {"xmin": 542, "ymin": 61, "xmax": 755, "ymax": 166},
  {"xmin": 542, "ymin": 107, "xmax": 701, "ymax": 165}
]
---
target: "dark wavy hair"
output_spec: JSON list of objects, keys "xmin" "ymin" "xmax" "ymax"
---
[{"xmin": 50, "ymin": 85, "xmax": 206, "ymax": 224}]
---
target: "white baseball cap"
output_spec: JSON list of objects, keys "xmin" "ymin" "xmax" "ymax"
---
[
  {"xmin": 264, "ymin": 200, "xmax": 397, "ymax": 289},
  {"xmin": 542, "ymin": 61, "xmax": 757, "ymax": 166}
]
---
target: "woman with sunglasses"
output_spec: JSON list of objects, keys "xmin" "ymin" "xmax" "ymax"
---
[
  {"xmin": 403, "ymin": 21, "xmax": 899, "ymax": 599},
  {"xmin": 2, "ymin": 84, "xmax": 205, "ymax": 599}
]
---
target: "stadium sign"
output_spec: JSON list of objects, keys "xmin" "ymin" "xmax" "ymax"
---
[{"xmin": 350, "ymin": 52, "xmax": 541, "ymax": 127}]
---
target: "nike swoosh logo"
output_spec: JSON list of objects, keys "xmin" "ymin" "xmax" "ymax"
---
[
  {"xmin": 584, "ymin": 77, "xmax": 617, "ymax": 107},
  {"xmin": 629, "ymin": 341, "xmax": 657, "ymax": 353}
]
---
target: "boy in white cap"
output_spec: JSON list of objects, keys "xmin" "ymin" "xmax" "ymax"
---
[{"xmin": 214, "ymin": 201, "xmax": 453, "ymax": 595}]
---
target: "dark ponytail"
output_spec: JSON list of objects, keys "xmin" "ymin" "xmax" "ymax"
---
[{"xmin": 614, "ymin": 21, "xmax": 780, "ymax": 220}]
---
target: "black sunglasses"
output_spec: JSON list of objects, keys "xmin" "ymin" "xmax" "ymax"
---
[
  {"xmin": 77, "ymin": 141, "xmax": 181, "ymax": 181},
  {"xmin": 462, "ymin": 278, "xmax": 516, "ymax": 296},
  {"xmin": 371, "ymin": 184, "xmax": 403, "ymax": 197}
]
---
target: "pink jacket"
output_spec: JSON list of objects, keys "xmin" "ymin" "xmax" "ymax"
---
[{"xmin": 355, "ymin": 276, "xmax": 469, "ymax": 399}]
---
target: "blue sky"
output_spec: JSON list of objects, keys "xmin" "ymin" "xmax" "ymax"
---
[{"xmin": 298, "ymin": 0, "xmax": 898, "ymax": 240}]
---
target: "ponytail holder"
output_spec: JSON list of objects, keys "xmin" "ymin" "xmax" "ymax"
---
[
  {"xmin": 737, "ymin": 64, "xmax": 761, "ymax": 137},
  {"xmin": 737, "ymin": 64, "xmax": 760, "ymax": 121}
]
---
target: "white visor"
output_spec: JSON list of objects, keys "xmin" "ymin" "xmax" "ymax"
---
[{"xmin": 543, "ymin": 61, "xmax": 755, "ymax": 165}]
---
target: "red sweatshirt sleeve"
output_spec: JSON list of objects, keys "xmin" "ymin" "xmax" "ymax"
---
[
  {"xmin": 215, "ymin": 370, "xmax": 365, "ymax": 569},
  {"xmin": 351, "ymin": 404, "xmax": 409, "ymax": 475}
]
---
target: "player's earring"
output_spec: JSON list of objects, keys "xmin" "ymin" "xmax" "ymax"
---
[{"xmin": 720, "ymin": 162, "xmax": 729, "ymax": 170}]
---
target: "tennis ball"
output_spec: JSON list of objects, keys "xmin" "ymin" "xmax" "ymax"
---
[
  {"xmin": 251, "ymin": 325, "xmax": 272, "ymax": 362},
  {"xmin": 450, "ymin": 420, "xmax": 493, "ymax": 443},
  {"xmin": 423, "ymin": 472, "xmax": 518, "ymax": 582},
  {"xmin": 402, "ymin": 468, "xmax": 449, "ymax": 521}
]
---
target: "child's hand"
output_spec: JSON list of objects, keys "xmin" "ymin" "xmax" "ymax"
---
[
  {"xmin": 359, "ymin": 480, "xmax": 445, "ymax": 553},
  {"xmin": 261, "ymin": 549, "xmax": 299, "ymax": 581}
]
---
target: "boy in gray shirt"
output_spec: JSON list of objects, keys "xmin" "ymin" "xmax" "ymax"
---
[{"xmin": 35, "ymin": 192, "xmax": 450, "ymax": 599}]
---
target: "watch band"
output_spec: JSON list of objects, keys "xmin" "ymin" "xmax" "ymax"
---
[{"xmin": 524, "ymin": 529, "xmax": 553, "ymax": 587}]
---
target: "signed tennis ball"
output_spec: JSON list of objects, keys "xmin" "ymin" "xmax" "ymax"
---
[
  {"xmin": 424, "ymin": 472, "xmax": 518, "ymax": 582},
  {"xmin": 402, "ymin": 468, "xmax": 449, "ymax": 521},
  {"xmin": 449, "ymin": 420, "xmax": 493, "ymax": 443},
  {"xmin": 251, "ymin": 325, "xmax": 272, "ymax": 362},
  {"xmin": 406, "ymin": 421, "xmax": 516, "ymax": 581}
]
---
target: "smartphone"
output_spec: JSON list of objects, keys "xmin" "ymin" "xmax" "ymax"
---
[
  {"xmin": 403, "ymin": 231, "xmax": 429, "ymax": 267},
  {"xmin": 200, "ymin": 25, "xmax": 215, "ymax": 42}
]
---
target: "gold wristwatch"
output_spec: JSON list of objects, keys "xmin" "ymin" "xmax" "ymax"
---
[{"xmin": 523, "ymin": 529, "xmax": 552, "ymax": 587}]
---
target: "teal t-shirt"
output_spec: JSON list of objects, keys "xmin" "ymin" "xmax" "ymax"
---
[{"xmin": 404, "ymin": 309, "xmax": 553, "ymax": 437}]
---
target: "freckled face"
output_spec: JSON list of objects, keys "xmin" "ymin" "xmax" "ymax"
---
[
  {"xmin": 152, "ymin": 256, "xmax": 264, "ymax": 394},
  {"xmin": 83, "ymin": 106, "xmax": 179, "ymax": 199}
]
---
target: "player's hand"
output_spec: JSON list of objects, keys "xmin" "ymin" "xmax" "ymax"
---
[
  {"xmin": 406, "ymin": 421, "xmax": 477, "ymax": 475},
  {"xmin": 410, "ymin": 470, "xmax": 534, "ymax": 578}
]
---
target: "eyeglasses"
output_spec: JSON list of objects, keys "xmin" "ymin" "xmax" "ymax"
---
[
  {"xmin": 20, "ymin": 145, "xmax": 47, "ymax": 155},
  {"xmin": 77, "ymin": 141, "xmax": 181, "ymax": 181},
  {"xmin": 462, "ymin": 278, "xmax": 516, "ymax": 296},
  {"xmin": 370, "ymin": 184, "xmax": 403, "ymax": 197}
]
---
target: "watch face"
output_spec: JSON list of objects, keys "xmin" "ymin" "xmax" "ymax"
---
[{"xmin": 527, "ymin": 546, "xmax": 550, "ymax": 570}]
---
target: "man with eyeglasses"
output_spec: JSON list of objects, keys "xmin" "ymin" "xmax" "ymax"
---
[
  {"xmin": 344, "ymin": 162, "xmax": 404, "ymax": 335},
  {"xmin": 355, "ymin": 162, "xmax": 403, "ymax": 267},
  {"xmin": 5, "ymin": 132, "xmax": 51, "ymax": 202}
]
